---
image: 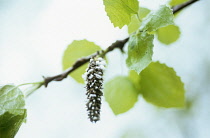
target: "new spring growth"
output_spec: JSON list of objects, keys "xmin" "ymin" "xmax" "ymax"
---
[{"xmin": 83, "ymin": 56, "xmax": 106, "ymax": 122}]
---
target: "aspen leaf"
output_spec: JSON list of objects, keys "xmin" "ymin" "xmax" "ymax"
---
[
  {"xmin": 140, "ymin": 5, "xmax": 174, "ymax": 32},
  {"xmin": 129, "ymin": 70, "xmax": 141, "ymax": 92},
  {"xmin": 0, "ymin": 85, "xmax": 27, "ymax": 138},
  {"xmin": 62, "ymin": 40, "xmax": 102, "ymax": 83},
  {"xmin": 104, "ymin": 76, "xmax": 138, "ymax": 115},
  {"xmin": 140, "ymin": 62, "xmax": 185, "ymax": 107},
  {"xmin": 128, "ymin": 7, "xmax": 150, "ymax": 34},
  {"xmin": 103, "ymin": 0, "xmax": 139, "ymax": 28},
  {"xmin": 157, "ymin": 25, "xmax": 180, "ymax": 45},
  {"xmin": 126, "ymin": 31, "xmax": 154, "ymax": 74}
]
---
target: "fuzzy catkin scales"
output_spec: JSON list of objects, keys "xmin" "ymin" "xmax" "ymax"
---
[{"xmin": 83, "ymin": 57, "xmax": 106, "ymax": 122}]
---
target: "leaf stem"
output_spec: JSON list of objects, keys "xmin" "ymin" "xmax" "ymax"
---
[
  {"xmin": 18, "ymin": 81, "xmax": 44, "ymax": 97},
  {"xmin": 17, "ymin": 81, "xmax": 44, "ymax": 87}
]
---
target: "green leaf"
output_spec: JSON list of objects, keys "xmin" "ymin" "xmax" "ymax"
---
[
  {"xmin": 126, "ymin": 31, "xmax": 154, "ymax": 74},
  {"xmin": 128, "ymin": 70, "xmax": 141, "ymax": 92},
  {"xmin": 104, "ymin": 76, "xmax": 138, "ymax": 115},
  {"xmin": 128, "ymin": 7, "xmax": 150, "ymax": 34},
  {"xmin": 62, "ymin": 40, "xmax": 102, "ymax": 83},
  {"xmin": 0, "ymin": 85, "xmax": 27, "ymax": 138},
  {"xmin": 128, "ymin": 15, "xmax": 141, "ymax": 34},
  {"xmin": 140, "ymin": 62, "xmax": 185, "ymax": 108},
  {"xmin": 140, "ymin": 5, "xmax": 174, "ymax": 32},
  {"xmin": 170, "ymin": 0, "xmax": 189, "ymax": 6},
  {"xmin": 157, "ymin": 25, "xmax": 181, "ymax": 45},
  {"xmin": 138, "ymin": 7, "xmax": 151, "ymax": 20},
  {"xmin": 103, "ymin": 0, "xmax": 139, "ymax": 28}
]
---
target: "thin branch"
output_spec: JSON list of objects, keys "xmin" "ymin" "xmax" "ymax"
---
[
  {"xmin": 173, "ymin": 0, "xmax": 199, "ymax": 14},
  {"xmin": 44, "ymin": 38, "xmax": 129, "ymax": 87},
  {"xmin": 43, "ymin": 0, "xmax": 199, "ymax": 87}
]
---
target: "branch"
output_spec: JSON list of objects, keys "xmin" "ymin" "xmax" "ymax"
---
[
  {"xmin": 172, "ymin": 0, "xmax": 199, "ymax": 14},
  {"xmin": 43, "ymin": 0, "xmax": 199, "ymax": 87},
  {"xmin": 44, "ymin": 38, "xmax": 129, "ymax": 87},
  {"xmin": 44, "ymin": 53, "xmax": 98, "ymax": 87}
]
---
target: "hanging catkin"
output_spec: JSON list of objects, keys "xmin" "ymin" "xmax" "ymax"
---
[{"xmin": 83, "ymin": 57, "xmax": 106, "ymax": 122}]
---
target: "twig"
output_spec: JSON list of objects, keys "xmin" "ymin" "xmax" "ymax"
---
[
  {"xmin": 173, "ymin": 0, "xmax": 199, "ymax": 14},
  {"xmin": 44, "ymin": 38, "xmax": 129, "ymax": 87},
  {"xmin": 43, "ymin": 0, "xmax": 199, "ymax": 87}
]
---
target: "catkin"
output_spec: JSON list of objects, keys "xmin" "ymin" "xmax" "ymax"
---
[{"xmin": 83, "ymin": 57, "xmax": 106, "ymax": 122}]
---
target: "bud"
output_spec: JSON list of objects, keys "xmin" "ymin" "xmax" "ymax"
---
[{"xmin": 83, "ymin": 57, "xmax": 106, "ymax": 122}]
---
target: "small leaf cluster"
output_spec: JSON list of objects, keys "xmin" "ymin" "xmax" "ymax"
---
[
  {"xmin": 101, "ymin": 0, "xmax": 186, "ymax": 114},
  {"xmin": 104, "ymin": 0, "xmax": 181, "ymax": 45},
  {"xmin": 105, "ymin": 62, "xmax": 185, "ymax": 115}
]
